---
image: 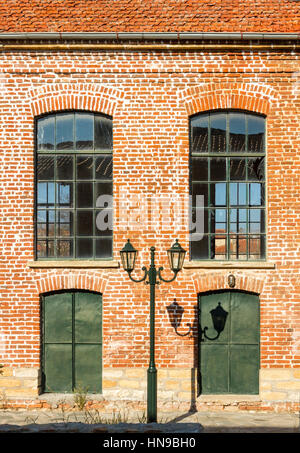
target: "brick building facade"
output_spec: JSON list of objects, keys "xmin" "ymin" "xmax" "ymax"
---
[{"xmin": 0, "ymin": 1, "xmax": 299, "ymax": 412}]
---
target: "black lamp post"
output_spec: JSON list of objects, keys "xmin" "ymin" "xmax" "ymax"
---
[{"xmin": 120, "ymin": 239, "xmax": 186, "ymax": 423}]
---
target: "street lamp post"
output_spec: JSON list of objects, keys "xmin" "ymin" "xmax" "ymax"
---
[{"xmin": 120, "ymin": 239, "xmax": 186, "ymax": 423}]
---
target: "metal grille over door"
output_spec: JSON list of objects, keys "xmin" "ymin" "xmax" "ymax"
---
[
  {"xmin": 199, "ymin": 290, "xmax": 259, "ymax": 394},
  {"xmin": 42, "ymin": 291, "xmax": 102, "ymax": 393}
]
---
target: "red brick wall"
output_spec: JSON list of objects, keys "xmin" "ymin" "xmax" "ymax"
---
[{"xmin": 0, "ymin": 48, "xmax": 299, "ymax": 371}]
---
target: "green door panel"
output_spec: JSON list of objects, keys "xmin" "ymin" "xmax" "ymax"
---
[
  {"xmin": 199, "ymin": 290, "xmax": 259, "ymax": 395},
  {"xmin": 230, "ymin": 345, "xmax": 259, "ymax": 394},
  {"xmin": 200, "ymin": 292, "xmax": 230, "ymax": 344},
  {"xmin": 44, "ymin": 292, "xmax": 72, "ymax": 343},
  {"xmin": 42, "ymin": 291, "xmax": 102, "ymax": 393},
  {"xmin": 75, "ymin": 344, "xmax": 102, "ymax": 393},
  {"xmin": 230, "ymin": 291, "xmax": 260, "ymax": 344},
  {"xmin": 44, "ymin": 344, "xmax": 73, "ymax": 392},
  {"xmin": 75, "ymin": 292, "xmax": 102, "ymax": 343},
  {"xmin": 201, "ymin": 344, "xmax": 229, "ymax": 394}
]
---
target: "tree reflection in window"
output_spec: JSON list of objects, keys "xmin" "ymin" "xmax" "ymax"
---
[
  {"xmin": 190, "ymin": 111, "xmax": 266, "ymax": 260},
  {"xmin": 36, "ymin": 112, "xmax": 113, "ymax": 259}
]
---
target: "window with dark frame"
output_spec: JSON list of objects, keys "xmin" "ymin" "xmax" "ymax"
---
[
  {"xmin": 190, "ymin": 110, "xmax": 266, "ymax": 260},
  {"xmin": 36, "ymin": 112, "xmax": 113, "ymax": 260}
]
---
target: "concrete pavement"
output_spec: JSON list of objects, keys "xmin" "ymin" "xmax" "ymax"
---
[{"xmin": 0, "ymin": 408, "xmax": 299, "ymax": 433}]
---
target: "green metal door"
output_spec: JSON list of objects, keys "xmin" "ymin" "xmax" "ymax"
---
[
  {"xmin": 199, "ymin": 291, "xmax": 259, "ymax": 394},
  {"xmin": 42, "ymin": 291, "xmax": 102, "ymax": 393}
]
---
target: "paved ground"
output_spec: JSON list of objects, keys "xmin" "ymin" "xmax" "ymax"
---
[{"xmin": 0, "ymin": 408, "xmax": 299, "ymax": 433}]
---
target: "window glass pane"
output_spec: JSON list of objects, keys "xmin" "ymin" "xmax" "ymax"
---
[
  {"xmin": 192, "ymin": 183, "xmax": 209, "ymax": 207},
  {"xmin": 76, "ymin": 182, "xmax": 93, "ymax": 208},
  {"xmin": 58, "ymin": 240, "xmax": 73, "ymax": 258},
  {"xmin": 95, "ymin": 155, "xmax": 113, "ymax": 180},
  {"xmin": 230, "ymin": 157, "xmax": 246, "ymax": 181},
  {"xmin": 95, "ymin": 238, "xmax": 113, "ymax": 258},
  {"xmin": 248, "ymin": 115, "xmax": 265, "ymax": 153},
  {"xmin": 37, "ymin": 156, "xmax": 54, "ymax": 180},
  {"xmin": 77, "ymin": 211, "xmax": 93, "ymax": 236},
  {"xmin": 57, "ymin": 211, "xmax": 73, "ymax": 237},
  {"xmin": 212, "ymin": 209, "xmax": 227, "ymax": 234},
  {"xmin": 57, "ymin": 183, "xmax": 73, "ymax": 207},
  {"xmin": 95, "ymin": 116, "xmax": 113, "ymax": 150},
  {"xmin": 210, "ymin": 113, "xmax": 226, "ymax": 152},
  {"xmin": 210, "ymin": 158, "xmax": 226, "ymax": 181},
  {"xmin": 77, "ymin": 156, "xmax": 94, "ymax": 180},
  {"xmin": 57, "ymin": 156, "xmax": 73, "ymax": 180},
  {"xmin": 37, "ymin": 116, "xmax": 55, "ymax": 150},
  {"xmin": 247, "ymin": 157, "xmax": 265, "ymax": 181},
  {"xmin": 229, "ymin": 235, "xmax": 237, "ymax": 258},
  {"xmin": 191, "ymin": 235, "xmax": 209, "ymax": 259},
  {"xmin": 229, "ymin": 113, "xmax": 246, "ymax": 152},
  {"xmin": 191, "ymin": 157, "xmax": 208, "ymax": 181},
  {"xmin": 95, "ymin": 209, "xmax": 113, "ymax": 236},
  {"xmin": 237, "ymin": 235, "xmax": 247, "ymax": 258},
  {"xmin": 37, "ymin": 210, "xmax": 46, "ymax": 222},
  {"xmin": 75, "ymin": 113, "xmax": 94, "ymax": 150},
  {"xmin": 211, "ymin": 183, "xmax": 226, "ymax": 206},
  {"xmin": 37, "ymin": 223, "xmax": 47, "ymax": 237},
  {"xmin": 189, "ymin": 111, "xmax": 265, "ymax": 261},
  {"xmin": 190, "ymin": 208, "xmax": 208, "ymax": 236},
  {"xmin": 37, "ymin": 240, "xmax": 54, "ymax": 258},
  {"xmin": 211, "ymin": 235, "xmax": 227, "ymax": 259},
  {"xmin": 36, "ymin": 113, "xmax": 114, "ymax": 260},
  {"xmin": 250, "ymin": 209, "xmax": 265, "ymax": 233},
  {"xmin": 229, "ymin": 183, "xmax": 247, "ymax": 206},
  {"xmin": 56, "ymin": 113, "xmax": 74, "ymax": 150},
  {"xmin": 37, "ymin": 182, "xmax": 55, "ymax": 206},
  {"xmin": 249, "ymin": 183, "xmax": 263, "ymax": 206},
  {"xmin": 76, "ymin": 238, "xmax": 93, "ymax": 258},
  {"xmin": 95, "ymin": 182, "xmax": 113, "ymax": 199},
  {"xmin": 238, "ymin": 183, "xmax": 247, "ymax": 205},
  {"xmin": 191, "ymin": 114, "xmax": 208, "ymax": 153}
]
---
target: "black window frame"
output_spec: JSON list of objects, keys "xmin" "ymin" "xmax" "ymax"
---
[
  {"xmin": 34, "ymin": 110, "xmax": 113, "ymax": 261},
  {"xmin": 189, "ymin": 109, "xmax": 266, "ymax": 261}
]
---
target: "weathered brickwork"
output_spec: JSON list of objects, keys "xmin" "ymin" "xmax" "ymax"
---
[{"xmin": 0, "ymin": 45, "xmax": 299, "ymax": 410}]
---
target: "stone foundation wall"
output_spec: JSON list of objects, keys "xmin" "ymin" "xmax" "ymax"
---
[
  {"xmin": 0, "ymin": 367, "xmax": 40, "ymax": 401},
  {"xmin": 260, "ymin": 369, "xmax": 300, "ymax": 403},
  {"xmin": 1, "ymin": 367, "xmax": 300, "ymax": 412},
  {"xmin": 102, "ymin": 368, "xmax": 196, "ymax": 402}
]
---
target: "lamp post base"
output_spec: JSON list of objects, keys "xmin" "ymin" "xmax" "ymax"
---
[{"xmin": 147, "ymin": 367, "xmax": 157, "ymax": 423}]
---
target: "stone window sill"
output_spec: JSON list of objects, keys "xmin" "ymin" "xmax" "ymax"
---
[
  {"xmin": 27, "ymin": 260, "xmax": 120, "ymax": 269},
  {"xmin": 184, "ymin": 261, "xmax": 275, "ymax": 269}
]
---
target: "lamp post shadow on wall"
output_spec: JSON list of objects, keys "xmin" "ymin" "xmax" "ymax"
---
[{"xmin": 120, "ymin": 239, "xmax": 186, "ymax": 423}]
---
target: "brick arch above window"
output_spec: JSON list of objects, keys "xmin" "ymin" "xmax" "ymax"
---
[
  {"xmin": 180, "ymin": 83, "xmax": 277, "ymax": 117},
  {"xmin": 36, "ymin": 272, "xmax": 108, "ymax": 295},
  {"xmin": 28, "ymin": 83, "xmax": 124, "ymax": 118},
  {"xmin": 191, "ymin": 272, "xmax": 265, "ymax": 295}
]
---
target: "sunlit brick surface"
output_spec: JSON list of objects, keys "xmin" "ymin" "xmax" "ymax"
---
[{"xmin": 0, "ymin": 43, "xmax": 299, "ymax": 403}]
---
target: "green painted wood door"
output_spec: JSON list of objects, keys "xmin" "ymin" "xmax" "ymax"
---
[
  {"xmin": 42, "ymin": 291, "xmax": 102, "ymax": 393},
  {"xmin": 199, "ymin": 291, "xmax": 259, "ymax": 394}
]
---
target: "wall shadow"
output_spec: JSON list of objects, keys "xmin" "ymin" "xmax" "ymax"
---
[{"xmin": 166, "ymin": 301, "xmax": 199, "ymax": 422}]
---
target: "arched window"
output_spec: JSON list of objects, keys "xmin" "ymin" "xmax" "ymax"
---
[
  {"xmin": 190, "ymin": 111, "xmax": 265, "ymax": 260},
  {"xmin": 35, "ymin": 112, "xmax": 113, "ymax": 259}
]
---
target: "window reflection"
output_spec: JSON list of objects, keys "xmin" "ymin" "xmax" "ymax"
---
[
  {"xmin": 190, "ymin": 111, "xmax": 265, "ymax": 260},
  {"xmin": 210, "ymin": 113, "xmax": 226, "ymax": 152},
  {"xmin": 248, "ymin": 115, "xmax": 265, "ymax": 153},
  {"xmin": 75, "ymin": 113, "xmax": 94, "ymax": 150},
  {"xmin": 37, "ymin": 116, "xmax": 55, "ymax": 150},
  {"xmin": 56, "ymin": 114, "xmax": 74, "ymax": 150},
  {"xmin": 191, "ymin": 114, "xmax": 208, "ymax": 153},
  {"xmin": 36, "ymin": 112, "xmax": 113, "ymax": 259},
  {"xmin": 229, "ymin": 113, "xmax": 246, "ymax": 152}
]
